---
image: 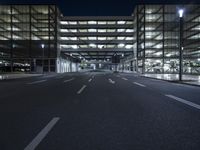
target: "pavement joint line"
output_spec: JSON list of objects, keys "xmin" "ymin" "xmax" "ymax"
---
[
  {"xmin": 24, "ymin": 117, "xmax": 60, "ymax": 150},
  {"xmin": 63, "ymin": 78, "xmax": 74, "ymax": 83},
  {"xmin": 165, "ymin": 94, "xmax": 200, "ymax": 110},
  {"xmin": 109, "ymin": 78, "xmax": 115, "ymax": 84},
  {"xmin": 133, "ymin": 82, "xmax": 146, "ymax": 87},
  {"xmin": 122, "ymin": 77, "xmax": 128, "ymax": 81},
  {"xmin": 77, "ymin": 85, "xmax": 87, "ymax": 94},
  {"xmin": 88, "ymin": 78, "xmax": 92, "ymax": 82},
  {"xmin": 27, "ymin": 80, "xmax": 47, "ymax": 85}
]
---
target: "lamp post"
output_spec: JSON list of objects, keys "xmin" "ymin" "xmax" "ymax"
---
[
  {"xmin": 41, "ymin": 44, "xmax": 45, "ymax": 74},
  {"xmin": 178, "ymin": 9, "xmax": 184, "ymax": 81}
]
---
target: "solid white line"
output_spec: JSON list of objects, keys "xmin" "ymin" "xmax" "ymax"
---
[
  {"xmin": 165, "ymin": 94, "xmax": 200, "ymax": 110},
  {"xmin": 133, "ymin": 82, "xmax": 146, "ymax": 87},
  {"xmin": 109, "ymin": 78, "xmax": 115, "ymax": 84},
  {"xmin": 77, "ymin": 85, "xmax": 87, "ymax": 94},
  {"xmin": 88, "ymin": 78, "xmax": 92, "ymax": 82},
  {"xmin": 63, "ymin": 78, "xmax": 74, "ymax": 83},
  {"xmin": 27, "ymin": 80, "xmax": 47, "ymax": 85},
  {"xmin": 24, "ymin": 117, "xmax": 60, "ymax": 150},
  {"xmin": 122, "ymin": 77, "xmax": 128, "ymax": 81}
]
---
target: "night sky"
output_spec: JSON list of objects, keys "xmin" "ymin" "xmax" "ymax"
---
[{"xmin": 1, "ymin": 0, "xmax": 199, "ymax": 16}]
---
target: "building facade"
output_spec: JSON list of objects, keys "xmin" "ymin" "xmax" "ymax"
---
[
  {"xmin": 135, "ymin": 5, "xmax": 200, "ymax": 75},
  {"xmin": 0, "ymin": 5, "xmax": 61, "ymax": 73},
  {"xmin": 0, "ymin": 4, "xmax": 200, "ymax": 75}
]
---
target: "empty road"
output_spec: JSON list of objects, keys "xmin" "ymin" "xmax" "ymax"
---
[{"xmin": 0, "ymin": 71, "xmax": 200, "ymax": 150}]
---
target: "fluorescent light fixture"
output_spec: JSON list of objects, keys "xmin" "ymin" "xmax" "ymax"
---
[
  {"xmin": 60, "ymin": 37, "xmax": 69, "ymax": 40},
  {"xmin": 125, "ymin": 45, "xmax": 133, "ymax": 49},
  {"xmin": 88, "ymin": 21, "xmax": 97, "ymax": 24},
  {"xmin": 117, "ymin": 21, "xmax": 126, "ymax": 24},
  {"xmin": 89, "ymin": 44, "xmax": 96, "ymax": 48},
  {"xmin": 88, "ymin": 29, "xmax": 97, "ymax": 32},
  {"xmin": 72, "ymin": 45, "xmax": 78, "ymax": 49},
  {"xmin": 155, "ymin": 52, "xmax": 162, "ymax": 56},
  {"xmin": 118, "ymin": 43, "xmax": 125, "ymax": 48},
  {"xmin": 60, "ymin": 21, "xmax": 69, "ymax": 25},
  {"xmin": 60, "ymin": 29, "xmax": 69, "ymax": 32},
  {"xmin": 126, "ymin": 29, "xmax": 134, "ymax": 32}
]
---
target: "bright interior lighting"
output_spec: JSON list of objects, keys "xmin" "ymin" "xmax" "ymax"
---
[
  {"xmin": 72, "ymin": 45, "xmax": 78, "ymax": 49},
  {"xmin": 60, "ymin": 37, "xmax": 69, "ymax": 40},
  {"xmin": 88, "ymin": 29, "xmax": 97, "ymax": 32},
  {"xmin": 179, "ymin": 9, "xmax": 184, "ymax": 18},
  {"xmin": 125, "ymin": 45, "xmax": 133, "ymax": 49},
  {"xmin": 118, "ymin": 43, "xmax": 125, "ymax": 48},
  {"xmin": 60, "ymin": 21, "xmax": 68, "ymax": 25},
  {"xmin": 88, "ymin": 21, "xmax": 97, "ymax": 24},
  {"xmin": 41, "ymin": 44, "xmax": 45, "ymax": 49},
  {"xmin": 89, "ymin": 44, "xmax": 96, "ymax": 48},
  {"xmin": 117, "ymin": 21, "xmax": 126, "ymax": 24}
]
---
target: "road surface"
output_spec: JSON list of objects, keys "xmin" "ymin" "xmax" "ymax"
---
[{"xmin": 0, "ymin": 71, "xmax": 200, "ymax": 150}]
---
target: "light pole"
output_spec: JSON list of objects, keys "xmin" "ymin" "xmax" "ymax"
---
[
  {"xmin": 41, "ymin": 44, "xmax": 45, "ymax": 74},
  {"xmin": 178, "ymin": 9, "xmax": 184, "ymax": 81}
]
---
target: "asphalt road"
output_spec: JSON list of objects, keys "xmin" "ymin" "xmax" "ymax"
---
[{"xmin": 0, "ymin": 71, "xmax": 200, "ymax": 150}]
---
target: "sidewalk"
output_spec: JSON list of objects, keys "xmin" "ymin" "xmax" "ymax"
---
[
  {"xmin": 0, "ymin": 73, "xmax": 42, "ymax": 80},
  {"xmin": 142, "ymin": 74, "xmax": 200, "ymax": 86}
]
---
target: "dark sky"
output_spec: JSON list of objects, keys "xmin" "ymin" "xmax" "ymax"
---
[{"xmin": 1, "ymin": 0, "xmax": 199, "ymax": 16}]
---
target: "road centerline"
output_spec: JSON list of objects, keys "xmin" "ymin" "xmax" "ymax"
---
[
  {"xmin": 133, "ymin": 82, "xmax": 146, "ymax": 87},
  {"xmin": 77, "ymin": 85, "xmax": 87, "ymax": 94},
  {"xmin": 24, "ymin": 117, "xmax": 60, "ymax": 150},
  {"xmin": 27, "ymin": 80, "xmax": 47, "ymax": 85},
  {"xmin": 165, "ymin": 94, "xmax": 200, "ymax": 110}
]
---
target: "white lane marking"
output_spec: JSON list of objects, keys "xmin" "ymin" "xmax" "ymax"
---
[
  {"xmin": 122, "ymin": 77, "xmax": 128, "ymax": 81},
  {"xmin": 24, "ymin": 117, "xmax": 60, "ymax": 150},
  {"xmin": 133, "ymin": 82, "xmax": 146, "ymax": 87},
  {"xmin": 77, "ymin": 85, "xmax": 87, "ymax": 94},
  {"xmin": 109, "ymin": 78, "xmax": 115, "ymax": 84},
  {"xmin": 63, "ymin": 78, "xmax": 74, "ymax": 83},
  {"xmin": 88, "ymin": 78, "xmax": 92, "ymax": 82},
  {"xmin": 165, "ymin": 95, "xmax": 200, "ymax": 110},
  {"xmin": 27, "ymin": 80, "xmax": 47, "ymax": 85},
  {"xmin": 56, "ymin": 76, "xmax": 65, "ymax": 79}
]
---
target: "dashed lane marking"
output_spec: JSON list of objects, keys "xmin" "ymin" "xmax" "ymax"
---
[
  {"xmin": 27, "ymin": 80, "xmax": 47, "ymax": 85},
  {"xmin": 165, "ymin": 94, "xmax": 200, "ymax": 110},
  {"xmin": 63, "ymin": 78, "xmax": 74, "ymax": 83},
  {"xmin": 133, "ymin": 82, "xmax": 146, "ymax": 87},
  {"xmin": 77, "ymin": 85, "xmax": 87, "ymax": 94},
  {"xmin": 24, "ymin": 117, "xmax": 60, "ymax": 150}
]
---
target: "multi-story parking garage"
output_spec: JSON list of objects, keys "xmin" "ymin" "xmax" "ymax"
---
[
  {"xmin": 0, "ymin": 4, "xmax": 200, "ymax": 75},
  {"xmin": 135, "ymin": 5, "xmax": 200, "ymax": 75}
]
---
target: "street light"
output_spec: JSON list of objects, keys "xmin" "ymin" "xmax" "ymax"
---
[
  {"xmin": 178, "ymin": 9, "xmax": 184, "ymax": 81},
  {"xmin": 41, "ymin": 44, "xmax": 45, "ymax": 73}
]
